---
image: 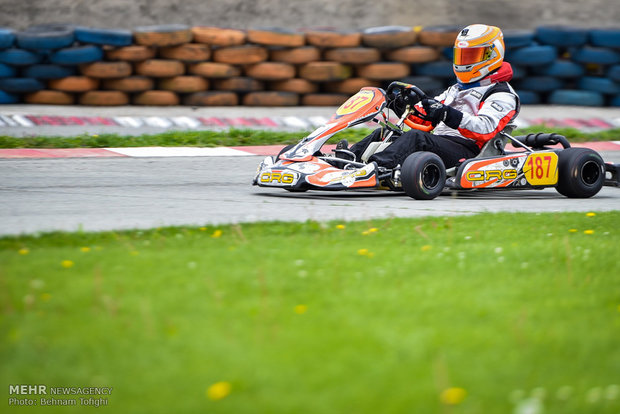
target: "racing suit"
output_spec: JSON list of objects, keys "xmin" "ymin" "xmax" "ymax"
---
[{"xmin": 350, "ymin": 63, "xmax": 521, "ymax": 169}]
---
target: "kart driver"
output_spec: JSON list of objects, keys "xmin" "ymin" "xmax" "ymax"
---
[{"xmin": 344, "ymin": 24, "xmax": 521, "ymax": 170}]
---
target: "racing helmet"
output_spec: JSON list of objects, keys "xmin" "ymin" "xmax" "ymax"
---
[{"xmin": 453, "ymin": 24, "xmax": 505, "ymax": 84}]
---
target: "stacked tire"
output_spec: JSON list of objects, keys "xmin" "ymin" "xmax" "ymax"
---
[
  {"xmin": 506, "ymin": 26, "xmax": 620, "ymax": 106},
  {"xmin": 1, "ymin": 24, "xmax": 620, "ymax": 107}
]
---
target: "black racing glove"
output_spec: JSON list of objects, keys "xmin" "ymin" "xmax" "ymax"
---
[
  {"xmin": 387, "ymin": 92, "xmax": 408, "ymax": 118},
  {"xmin": 421, "ymin": 98, "xmax": 463, "ymax": 129},
  {"xmin": 388, "ymin": 88, "xmax": 420, "ymax": 118}
]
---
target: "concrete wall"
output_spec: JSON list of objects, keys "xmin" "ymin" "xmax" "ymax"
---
[{"xmin": 1, "ymin": 0, "xmax": 619, "ymax": 31}]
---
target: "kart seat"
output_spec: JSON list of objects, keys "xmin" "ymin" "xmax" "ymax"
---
[
  {"xmin": 361, "ymin": 140, "xmax": 392, "ymax": 163},
  {"xmin": 476, "ymin": 123, "xmax": 516, "ymax": 158}
]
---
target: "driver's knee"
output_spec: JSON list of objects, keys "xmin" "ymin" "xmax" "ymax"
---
[{"xmin": 400, "ymin": 130, "xmax": 434, "ymax": 151}]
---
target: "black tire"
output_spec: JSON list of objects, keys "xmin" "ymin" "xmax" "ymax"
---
[
  {"xmin": 0, "ymin": 27, "xmax": 15, "ymax": 49},
  {"xmin": 0, "ymin": 48, "xmax": 43, "ymax": 66},
  {"xmin": 0, "ymin": 77, "xmax": 45, "ymax": 93},
  {"xmin": 503, "ymin": 29, "xmax": 535, "ymax": 49},
  {"xmin": 507, "ymin": 45, "xmax": 557, "ymax": 66},
  {"xmin": 0, "ymin": 90, "xmax": 19, "ymax": 104},
  {"xmin": 548, "ymin": 89, "xmax": 604, "ymax": 107},
  {"xmin": 535, "ymin": 26, "xmax": 588, "ymax": 47},
  {"xmin": 516, "ymin": 76, "xmax": 565, "ymax": 93},
  {"xmin": 571, "ymin": 46, "xmax": 620, "ymax": 65},
  {"xmin": 74, "ymin": 26, "xmax": 133, "ymax": 47},
  {"xmin": 0, "ymin": 62, "xmax": 16, "ymax": 78},
  {"xmin": 16, "ymin": 24, "xmax": 75, "ymax": 50},
  {"xmin": 532, "ymin": 60, "xmax": 584, "ymax": 78},
  {"xmin": 23, "ymin": 64, "xmax": 76, "ymax": 79},
  {"xmin": 49, "ymin": 45, "xmax": 104, "ymax": 65},
  {"xmin": 400, "ymin": 152, "xmax": 446, "ymax": 200},
  {"xmin": 556, "ymin": 148, "xmax": 605, "ymax": 198},
  {"xmin": 578, "ymin": 76, "xmax": 620, "ymax": 95},
  {"xmin": 589, "ymin": 28, "xmax": 620, "ymax": 48}
]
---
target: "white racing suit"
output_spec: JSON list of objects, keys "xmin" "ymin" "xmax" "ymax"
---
[{"xmin": 351, "ymin": 66, "xmax": 521, "ymax": 169}]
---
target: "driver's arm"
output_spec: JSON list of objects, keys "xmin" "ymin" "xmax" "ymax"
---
[
  {"xmin": 405, "ymin": 89, "xmax": 449, "ymax": 127},
  {"xmin": 456, "ymin": 92, "xmax": 518, "ymax": 145}
]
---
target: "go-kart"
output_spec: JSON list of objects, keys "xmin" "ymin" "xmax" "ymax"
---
[{"xmin": 253, "ymin": 82, "xmax": 619, "ymax": 199}]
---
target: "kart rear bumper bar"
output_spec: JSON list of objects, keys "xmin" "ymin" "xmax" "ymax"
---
[{"xmin": 605, "ymin": 163, "xmax": 620, "ymax": 187}]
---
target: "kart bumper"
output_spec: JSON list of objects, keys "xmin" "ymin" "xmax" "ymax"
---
[
  {"xmin": 253, "ymin": 157, "xmax": 379, "ymax": 190},
  {"xmin": 605, "ymin": 163, "xmax": 620, "ymax": 187}
]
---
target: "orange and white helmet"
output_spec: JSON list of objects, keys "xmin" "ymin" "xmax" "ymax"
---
[{"xmin": 453, "ymin": 24, "xmax": 505, "ymax": 84}]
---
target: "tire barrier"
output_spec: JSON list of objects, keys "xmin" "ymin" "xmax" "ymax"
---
[
  {"xmin": 0, "ymin": 62, "xmax": 16, "ymax": 78},
  {"xmin": 0, "ymin": 48, "xmax": 42, "ymax": 66},
  {"xmin": 0, "ymin": 90, "xmax": 19, "ymax": 103},
  {"xmin": 548, "ymin": 90, "xmax": 605, "ymax": 107},
  {"xmin": 49, "ymin": 45, "xmax": 104, "ymax": 65},
  {"xmin": 516, "ymin": 76, "xmax": 565, "ymax": 93},
  {"xmin": 577, "ymin": 76, "xmax": 620, "ymax": 95},
  {"xmin": 74, "ymin": 27, "xmax": 133, "ymax": 47},
  {"xmin": 503, "ymin": 30, "xmax": 535, "ymax": 49},
  {"xmin": 535, "ymin": 26, "xmax": 589, "ymax": 47},
  {"xmin": 531, "ymin": 60, "xmax": 585, "ymax": 78},
  {"xmin": 361, "ymin": 26, "xmax": 417, "ymax": 49},
  {"xmin": 0, "ymin": 77, "xmax": 45, "ymax": 93},
  {"xmin": 588, "ymin": 28, "xmax": 620, "ymax": 48},
  {"xmin": 16, "ymin": 25, "xmax": 75, "ymax": 50},
  {"xmin": 23, "ymin": 64, "xmax": 76, "ymax": 79},
  {"xmin": 507, "ymin": 45, "xmax": 558, "ymax": 67},
  {"xmin": 0, "ymin": 28, "xmax": 15, "ymax": 49},
  {"xmin": 0, "ymin": 23, "xmax": 619, "ymax": 107}
]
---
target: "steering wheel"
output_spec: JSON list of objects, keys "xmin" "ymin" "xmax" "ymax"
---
[{"xmin": 386, "ymin": 81, "xmax": 434, "ymax": 132}]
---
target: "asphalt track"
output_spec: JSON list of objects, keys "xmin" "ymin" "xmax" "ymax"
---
[
  {"xmin": 1, "ymin": 104, "xmax": 619, "ymax": 236},
  {"xmin": 1, "ymin": 151, "xmax": 619, "ymax": 236}
]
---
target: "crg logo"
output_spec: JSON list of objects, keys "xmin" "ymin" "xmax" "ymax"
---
[
  {"xmin": 466, "ymin": 169, "xmax": 518, "ymax": 182},
  {"xmin": 260, "ymin": 172, "xmax": 296, "ymax": 184}
]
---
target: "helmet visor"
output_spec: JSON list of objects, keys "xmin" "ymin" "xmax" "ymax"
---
[{"xmin": 454, "ymin": 46, "xmax": 492, "ymax": 66}]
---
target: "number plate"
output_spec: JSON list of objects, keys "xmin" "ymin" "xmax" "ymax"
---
[{"xmin": 524, "ymin": 152, "xmax": 558, "ymax": 186}]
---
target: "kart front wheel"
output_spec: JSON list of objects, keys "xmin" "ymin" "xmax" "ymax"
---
[
  {"xmin": 556, "ymin": 148, "xmax": 605, "ymax": 198},
  {"xmin": 400, "ymin": 152, "xmax": 446, "ymax": 200}
]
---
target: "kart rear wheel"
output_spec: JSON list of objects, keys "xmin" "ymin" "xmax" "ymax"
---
[
  {"xmin": 401, "ymin": 152, "xmax": 446, "ymax": 200},
  {"xmin": 556, "ymin": 148, "xmax": 605, "ymax": 198}
]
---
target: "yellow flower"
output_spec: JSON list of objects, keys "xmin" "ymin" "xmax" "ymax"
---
[
  {"xmin": 336, "ymin": 224, "xmax": 345, "ymax": 230},
  {"xmin": 440, "ymin": 387, "xmax": 467, "ymax": 405},
  {"xmin": 584, "ymin": 230, "xmax": 595, "ymax": 235},
  {"xmin": 368, "ymin": 227, "xmax": 378, "ymax": 233},
  {"xmin": 586, "ymin": 212, "xmax": 596, "ymax": 217},
  {"xmin": 61, "ymin": 260, "xmax": 74, "ymax": 268},
  {"xmin": 212, "ymin": 229, "xmax": 223, "ymax": 238},
  {"xmin": 80, "ymin": 247, "xmax": 91, "ymax": 253},
  {"xmin": 569, "ymin": 229, "xmax": 578, "ymax": 233},
  {"xmin": 206, "ymin": 381, "xmax": 231, "ymax": 401},
  {"xmin": 421, "ymin": 245, "xmax": 432, "ymax": 252},
  {"xmin": 294, "ymin": 305, "xmax": 308, "ymax": 314},
  {"xmin": 18, "ymin": 248, "xmax": 30, "ymax": 255},
  {"xmin": 357, "ymin": 248, "xmax": 374, "ymax": 258},
  {"xmin": 199, "ymin": 227, "xmax": 207, "ymax": 231}
]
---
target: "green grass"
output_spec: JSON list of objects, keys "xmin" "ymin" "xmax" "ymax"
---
[
  {"xmin": 1, "ymin": 212, "xmax": 619, "ymax": 414},
  {"xmin": 1, "ymin": 126, "xmax": 619, "ymax": 149}
]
